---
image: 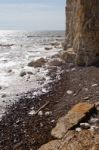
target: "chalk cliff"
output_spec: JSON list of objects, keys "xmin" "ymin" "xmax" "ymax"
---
[{"xmin": 64, "ymin": 0, "xmax": 99, "ymax": 65}]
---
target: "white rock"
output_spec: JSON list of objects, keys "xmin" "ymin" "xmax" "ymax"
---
[
  {"xmin": 66, "ymin": 90, "xmax": 73, "ymax": 95},
  {"xmin": 83, "ymin": 88, "xmax": 89, "ymax": 92},
  {"xmin": 38, "ymin": 111, "xmax": 43, "ymax": 116},
  {"xmin": 51, "ymin": 120, "xmax": 55, "ymax": 123},
  {"xmin": 45, "ymin": 111, "xmax": 52, "ymax": 116},
  {"xmin": 90, "ymin": 126, "xmax": 98, "ymax": 131},
  {"xmin": 90, "ymin": 118, "xmax": 99, "ymax": 124},
  {"xmin": 91, "ymin": 84, "xmax": 98, "ymax": 87},
  {"xmin": 71, "ymin": 68, "xmax": 76, "ymax": 71},
  {"xmin": 40, "ymin": 123, "xmax": 43, "ymax": 127},
  {"xmin": 28, "ymin": 110, "xmax": 36, "ymax": 116},
  {"xmin": 97, "ymin": 107, "xmax": 99, "ymax": 111},
  {"xmin": 83, "ymin": 97, "xmax": 89, "ymax": 100},
  {"xmin": 80, "ymin": 123, "xmax": 90, "ymax": 129},
  {"xmin": 75, "ymin": 127, "xmax": 82, "ymax": 132},
  {"xmin": 66, "ymin": 69, "xmax": 70, "ymax": 72},
  {"xmin": 42, "ymin": 88, "xmax": 47, "ymax": 93}
]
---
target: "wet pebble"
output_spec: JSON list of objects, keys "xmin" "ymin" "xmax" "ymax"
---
[
  {"xmin": 20, "ymin": 71, "xmax": 26, "ymax": 77},
  {"xmin": 1, "ymin": 94, "xmax": 7, "ymax": 98}
]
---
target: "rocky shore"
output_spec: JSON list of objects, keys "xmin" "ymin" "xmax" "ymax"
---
[{"xmin": 0, "ymin": 63, "xmax": 99, "ymax": 150}]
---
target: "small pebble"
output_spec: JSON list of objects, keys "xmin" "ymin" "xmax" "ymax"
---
[
  {"xmin": 75, "ymin": 127, "xmax": 82, "ymax": 132},
  {"xmin": 80, "ymin": 123, "xmax": 90, "ymax": 129},
  {"xmin": 83, "ymin": 88, "xmax": 89, "ymax": 92},
  {"xmin": 38, "ymin": 111, "xmax": 43, "ymax": 116},
  {"xmin": 89, "ymin": 118, "xmax": 99, "ymax": 124},
  {"xmin": 1, "ymin": 94, "xmax": 7, "ymax": 98},
  {"xmin": 45, "ymin": 111, "xmax": 52, "ymax": 116},
  {"xmin": 28, "ymin": 110, "xmax": 36, "ymax": 116},
  {"xmin": 83, "ymin": 97, "xmax": 89, "ymax": 100},
  {"xmin": 91, "ymin": 84, "xmax": 98, "ymax": 87},
  {"xmin": 40, "ymin": 123, "xmax": 43, "ymax": 127},
  {"xmin": 66, "ymin": 69, "xmax": 70, "ymax": 72},
  {"xmin": 67, "ymin": 90, "xmax": 73, "ymax": 95},
  {"xmin": 89, "ymin": 126, "xmax": 98, "ymax": 131},
  {"xmin": 71, "ymin": 68, "xmax": 76, "ymax": 71},
  {"xmin": 20, "ymin": 71, "xmax": 26, "ymax": 77},
  {"xmin": 51, "ymin": 120, "xmax": 55, "ymax": 123}
]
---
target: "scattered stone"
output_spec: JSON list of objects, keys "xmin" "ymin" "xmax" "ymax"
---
[
  {"xmin": 66, "ymin": 90, "xmax": 73, "ymax": 95},
  {"xmin": 50, "ymin": 42, "xmax": 60, "ymax": 47},
  {"xmin": 75, "ymin": 127, "xmax": 82, "ymax": 132},
  {"xmin": 8, "ymin": 69, "xmax": 12, "ymax": 73},
  {"xmin": 28, "ymin": 110, "xmax": 36, "ymax": 116},
  {"xmin": 51, "ymin": 120, "xmax": 55, "ymax": 123},
  {"xmin": 42, "ymin": 88, "xmax": 47, "ymax": 93},
  {"xmin": 91, "ymin": 84, "xmax": 98, "ymax": 87},
  {"xmin": 40, "ymin": 123, "xmax": 43, "ymax": 127},
  {"xmin": 38, "ymin": 111, "xmax": 43, "ymax": 116},
  {"xmin": 27, "ymin": 71, "xmax": 33, "ymax": 75},
  {"xmin": 80, "ymin": 123, "xmax": 90, "ymax": 129},
  {"xmin": 1, "ymin": 94, "xmax": 7, "ymax": 98},
  {"xmin": 45, "ymin": 111, "xmax": 52, "ymax": 116},
  {"xmin": 89, "ymin": 118, "xmax": 99, "ymax": 124},
  {"xmin": 90, "ymin": 126, "xmax": 98, "ymax": 132},
  {"xmin": 83, "ymin": 88, "xmax": 89, "ymax": 92},
  {"xmin": 83, "ymin": 97, "xmax": 89, "ymax": 100},
  {"xmin": 20, "ymin": 71, "xmax": 26, "ymax": 77},
  {"xmin": 45, "ymin": 47, "xmax": 52, "ymax": 50},
  {"xmin": 28, "ymin": 58, "xmax": 46, "ymax": 67},
  {"xmin": 0, "ymin": 86, "xmax": 2, "ymax": 90},
  {"xmin": 66, "ymin": 69, "xmax": 70, "ymax": 72},
  {"xmin": 71, "ymin": 68, "xmax": 76, "ymax": 71}
]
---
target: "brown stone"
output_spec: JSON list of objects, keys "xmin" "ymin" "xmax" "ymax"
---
[
  {"xmin": 38, "ymin": 130, "xmax": 99, "ymax": 150},
  {"xmin": 51, "ymin": 103, "xmax": 95, "ymax": 139}
]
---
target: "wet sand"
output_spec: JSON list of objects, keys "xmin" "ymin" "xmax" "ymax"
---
[{"xmin": 0, "ymin": 64, "xmax": 99, "ymax": 150}]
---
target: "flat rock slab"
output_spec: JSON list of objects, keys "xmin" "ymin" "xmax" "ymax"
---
[
  {"xmin": 38, "ymin": 102, "xmax": 99, "ymax": 150},
  {"xmin": 39, "ymin": 130, "xmax": 99, "ymax": 150},
  {"xmin": 51, "ymin": 102, "xmax": 95, "ymax": 139}
]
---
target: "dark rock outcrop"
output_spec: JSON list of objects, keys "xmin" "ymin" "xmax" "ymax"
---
[{"xmin": 64, "ymin": 0, "xmax": 99, "ymax": 66}]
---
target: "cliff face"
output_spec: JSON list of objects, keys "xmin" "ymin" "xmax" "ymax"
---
[{"xmin": 64, "ymin": 0, "xmax": 99, "ymax": 65}]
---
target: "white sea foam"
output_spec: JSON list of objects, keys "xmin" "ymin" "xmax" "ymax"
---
[{"xmin": 0, "ymin": 30, "xmax": 64, "ymax": 119}]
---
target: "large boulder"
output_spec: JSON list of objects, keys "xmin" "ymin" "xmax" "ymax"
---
[{"xmin": 28, "ymin": 58, "xmax": 46, "ymax": 68}]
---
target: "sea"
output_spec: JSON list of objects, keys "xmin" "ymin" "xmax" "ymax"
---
[{"xmin": 0, "ymin": 30, "xmax": 64, "ymax": 119}]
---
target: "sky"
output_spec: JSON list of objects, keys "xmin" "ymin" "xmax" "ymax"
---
[{"xmin": 0, "ymin": 0, "xmax": 66, "ymax": 31}]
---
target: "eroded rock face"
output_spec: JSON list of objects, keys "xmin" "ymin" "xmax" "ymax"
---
[{"xmin": 64, "ymin": 0, "xmax": 99, "ymax": 66}]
